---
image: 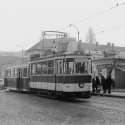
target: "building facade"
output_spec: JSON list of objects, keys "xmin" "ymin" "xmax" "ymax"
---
[{"xmin": 94, "ymin": 54, "xmax": 125, "ymax": 89}]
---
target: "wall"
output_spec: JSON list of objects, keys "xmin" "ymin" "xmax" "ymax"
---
[{"xmin": 115, "ymin": 68, "xmax": 125, "ymax": 89}]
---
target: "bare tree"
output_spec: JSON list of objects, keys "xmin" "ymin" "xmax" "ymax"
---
[
  {"xmin": 85, "ymin": 26, "xmax": 96, "ymax": 44},
  {"xmin": 107, "ymin": 58, "xmax": 117, "ymax": 77}
]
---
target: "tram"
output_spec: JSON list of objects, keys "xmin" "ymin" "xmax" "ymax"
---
[
  {"xmin": 29, "ymin": 52, "xmax": 92, "ymax": 98},
  {"xmin": 4, "ymin": 65, "xmax": 29, "ymax": 91},
  {"xmin": 4, "ymin": 52, "xmax": 92, "ymax": 98}
]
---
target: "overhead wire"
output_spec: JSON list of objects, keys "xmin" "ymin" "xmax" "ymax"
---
[
  {"xmin": 59, "ymin": 2, "xmax": 125, "ymax": 31},
  {"xmin": 96, "ymin": 24, "xmax": 125, "ymax": 35},
  {"xmin": 21, "ymin": 2, "xmax": 125, "ymax": 50}
]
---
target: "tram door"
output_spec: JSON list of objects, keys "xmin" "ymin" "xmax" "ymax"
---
[
  {"xmin": 17, "ymin": 68, "xmax": 21, "ymax": 91},
  {"xmin": 56, "ymin": 60, "xmax": 63, "ymax": 91},
  {"xmin": 18, "ymin": 68, "xmax": 24, "ymax": 91},
  {"xmin": 56, "ymin": 60, "xmax": 63, "ymax": 74}
]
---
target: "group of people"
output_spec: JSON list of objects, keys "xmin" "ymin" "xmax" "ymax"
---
[{"xmin": 92, "ymin": 74, "xmax": 115, "ymax": 94}]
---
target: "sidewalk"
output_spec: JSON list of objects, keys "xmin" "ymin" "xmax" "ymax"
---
[{"xmin": 91, "ymin": 89, "xmax": 125, "ymax": 99}]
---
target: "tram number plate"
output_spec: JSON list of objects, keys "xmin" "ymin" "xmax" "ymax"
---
[{"xmin": 66, "ymin": 85, "xmax": 70, "ymax": 88}]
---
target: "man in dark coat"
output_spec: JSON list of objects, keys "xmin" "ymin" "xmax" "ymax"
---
[
  {"xmin": 95, "ymin": 76, "xmax": 101, "ymax": 93},
  {"xmin": 105, "ymin": 74, "xmax": 113, "ymax": 94},
  {"xmin": 100, "ymin": 75, "xmax": 106, "ymax": 93}
]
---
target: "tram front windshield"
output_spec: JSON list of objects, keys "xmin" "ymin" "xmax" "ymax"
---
[{"xmin": 66, "ymin": 58, "xmax": 91, "ymax": 74}]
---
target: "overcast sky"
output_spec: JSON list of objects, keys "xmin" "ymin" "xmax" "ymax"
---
[{"xmin": 0, "ymin": 0, "xmax": 125, "ymax": 51}]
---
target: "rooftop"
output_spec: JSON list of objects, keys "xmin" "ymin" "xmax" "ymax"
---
[{"xmin": 26, "ymin": 37, "xmax": 125, "ymax": 55}]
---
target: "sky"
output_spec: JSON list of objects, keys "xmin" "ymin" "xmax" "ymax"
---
[{"xmin": 0, "ymin": 0, "xmax": 125, "ymax": 51}]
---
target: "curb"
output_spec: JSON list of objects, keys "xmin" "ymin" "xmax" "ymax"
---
[
  {"xmin": 91, "ymin": 93, "xmax": 125, "ymax": 99},
  {"xmin": 0, "ymin": 87, "xmax": 6, "ymax": 90}
]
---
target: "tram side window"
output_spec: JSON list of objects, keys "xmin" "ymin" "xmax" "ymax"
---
[
  {"xmin": 11, "ymin": 69, "xmax": 14, "ymax": 77},
  {"xmin": 22, "ymin": 68, "xmax": 28, "ymax": 77},
  {"xmin": 59, "ymin": 61, "xmax": 63, "ymax": 74},
  {"xmin": 56, "ymin": 60, "xmax": 62, "ymax": 74},
  {"xmin": 88, "ymin": 59, "xmax": 92, "ymax": 74},
  {"xmin": 16, "ymin": 68, "xmax": 19, "ymax": 77},
  {"xmin": 13, "ymin": 69, "xmax": 15, "ymax": 77},
  {"xmin": 19, "ymin": 68, "xmax": 23, "ymax": 77},
  {"xmin": 9, "ymin": 69, "xmax": 11, "ymax": 77},
  {"xmin": 48, "ymin": 60, "xmax": 54, "ymax": 74},
  {"xmin": 13, "ymin": 68, "xmax": 16, "ymax": 77},
  {"xmin": 31, "ymin": 63, "xmax": 36, "ymax": 75},
  {"xmin": 84, "ymin": 63, "xmax": 88, "ymax": 73},
  {"xmin": 13, "ymin": 68, "xmax": 18, "ymax": 77},
  {"xmin": 66, "ymin": 58, "xmax": 74, "ymax": 74},
  {"xmin": 41, "ymin": 61, "xmax": 47, "ymax": 74},
  {"xmin": 6, "ymin": 69, "xmax": 11, "ymax": 77},
  {"xmin": 36, "ymin": 63, "xmax": 42, "ymax": 74},
  {"xmin": 14, "ymin": 68, "xmax": 18, "ymax": 77},
  {"xmin": 63, "ymin": 59, "xmax": 66, "ymax": 74},
  {"xmin": 5, "ymin": 70, "xmax": 8, "ymax": 77}
]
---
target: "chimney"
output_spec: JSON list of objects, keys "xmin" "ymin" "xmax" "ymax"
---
[
  {"xmin": 77, "ymin": 40, "xmax": 82, "ymax": 51},
  {"xmin": 107, "ymin": 42, "xmax": 111, "ymax": 47}
]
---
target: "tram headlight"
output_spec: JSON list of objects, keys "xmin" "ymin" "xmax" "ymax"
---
[{"xmin": 79, "ymin": 82, "xmax": 85, "ymax": 88}]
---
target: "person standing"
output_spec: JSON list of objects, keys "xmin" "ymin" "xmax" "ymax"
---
[
  {"xmin": 105, "ymin": 74, "xmax": 113, "ymax": 94},
  {"xmin": 95, "ymin": 76, "xmax": 101, "ymax": 93},
  {"xmin": 100, "ymin": 75, "xmax": 106, "ymax": 93}
]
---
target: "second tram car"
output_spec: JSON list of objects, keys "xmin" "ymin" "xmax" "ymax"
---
[
  {"xmin": 4, "ymin": 65, "xmax": 29, "ymax": 92},
  {"xmin": 29, "ymin": 53, "xmax": 92, "ymax": 98}
]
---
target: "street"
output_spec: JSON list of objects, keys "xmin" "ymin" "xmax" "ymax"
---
[{"xmin": 0, "ymin": 90, "xmax": 125, "ymax": 125}]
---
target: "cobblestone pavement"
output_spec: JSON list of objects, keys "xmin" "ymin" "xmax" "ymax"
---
[{"xmin": 0, "ymin": 90, "xmax": 125, "ymax": 125}]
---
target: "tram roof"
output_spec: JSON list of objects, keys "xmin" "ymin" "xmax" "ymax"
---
[
  {"xmin": 6, "ymin": 64, "xmax": 28, "ymax": 69},
  {"xmin": 31, "ymin": 51, "xmax": 92, "ymax": 62}
]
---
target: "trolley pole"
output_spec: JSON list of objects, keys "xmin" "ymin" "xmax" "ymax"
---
[{"xmin": 69, "ymin": 24, "xmax": 80, "ymax": 52}]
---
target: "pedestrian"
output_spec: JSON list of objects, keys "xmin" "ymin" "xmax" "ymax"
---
[
  {"xmin": 95, "ymin": 76, "xmax": 101, "ymax": 93},
  {"xmin": 112, "ymin": 78, "xmax": 115, "ymax": 90},
  {"xmin": 105, "ymin": 74, "xmax": 113, "ymax": 94},
  {"xmin": 92, "ymin": 77, "xmax": 96, "ymax": 93},
  {"xmin": 100, "ymin": 75, "xmax": 106, "ymax": 93}
]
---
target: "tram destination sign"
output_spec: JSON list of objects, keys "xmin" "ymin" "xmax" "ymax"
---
[{"xmin": 97, "ymin": 64, "xmax": 112, "ymax": 69}]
